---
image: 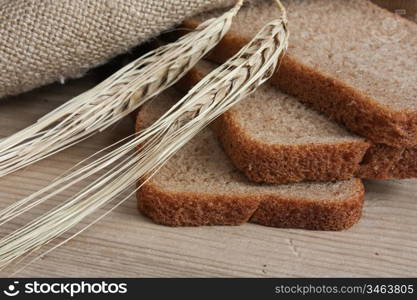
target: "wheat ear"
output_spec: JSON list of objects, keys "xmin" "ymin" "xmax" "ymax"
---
[
  {"xmin": 0, "ymin": 0, "xmax": 288, "ymax": 272},
  {"xmin": 0, "ymin": 0, "xmax": 243, "ymax": 178}
]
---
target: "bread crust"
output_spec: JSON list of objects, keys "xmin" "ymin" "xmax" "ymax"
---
[
  {"xmin": 138, "ymin": 179, "xmax": 364, "ymax": 230},
  {"xmin": 214, "ymin": 103, "xmax": 417, "ymax": 182},
  {"xmin": 135, "ymin": 98, "xmax": 260, "ymax": 227},
  {"xmin": 179, "ymin": 57, "xmax": 417, "ymax": 183},
  {"xmin": 135, "ymin": 102, "xmax": 365, "ymax": 231},
  {"xmin": 183, "ymin": 19, "xmax": 417, "ymax": 148},
  {"xmin": 181, "ymin": 65, "xmax": 372, "ymax": 183},
  {"xmin": 251, "ymin": 179, "xmax": 364, "ymax": 231},
  {"xmin": 358, "ymin": 144, "xmax": 417, "ymax": 179},
  {"xmin": 137, "ymin": 183, "xmax": 261, "ymax": 226},
  {"xmin": 213, "ymin": 109, "xmax": 369, "ymax": 184}
]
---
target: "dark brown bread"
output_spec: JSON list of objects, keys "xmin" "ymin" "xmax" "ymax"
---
[
  {"xmin": 178, "ymin": 62, "xmax": 370, "ymax": 183},
  {"xmin": 180, "ymin": 62, "xmax": 417, "ymax": 183},
  {"xmin": 136, "ymin": 89, "xmax": 364, "ymax": 230},
  {"xmin": 358, "ymin": 144, "xmax": 417, "ymax": 179},
  {"xmin": 184, "ymin": 0, "xmax": 417, "ymax": 147}
]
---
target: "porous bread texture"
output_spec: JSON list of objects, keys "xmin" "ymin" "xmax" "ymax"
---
[
  {"xmin": 182, "ymin": 62, "xmax": 417, "ymax": 183},
  {"xmin": 185, "ymin": 0, "xmax": 417, "ymax": 147},
  {"xmin": 136, "ymin": 90, "xmax": 364, "ymax": 230},
  {"xmin": 181, "ymin": 62, "xmax": 369, "ymax": 183},
  {"xmin": 358, "ymin": 144, "xmax": 417, "ymax": 179}
]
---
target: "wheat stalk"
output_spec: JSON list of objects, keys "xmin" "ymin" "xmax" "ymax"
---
[
  {"xmin": 0, "ymin": 0, "xmax": 243, "ymax": 178},
  {"xmin": 0, "ymin": 0, "xmax": 289, "ymax": 272}
]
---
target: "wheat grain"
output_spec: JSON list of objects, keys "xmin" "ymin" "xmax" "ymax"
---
[
  {"xmin": 0, "ymin": 0, "xmax": 243, "ymax": 178},
  {"xmin": 0, "ymin": 0, "xmax": 288, "ymax": 272}
]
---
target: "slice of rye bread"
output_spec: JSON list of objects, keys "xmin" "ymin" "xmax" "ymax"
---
[
  {"xmin": 358, "ymin": 144, "xmax": 417, "ymax": 179},
  {"xmin": 177, "ymin": 61, "xmax": 417, "ymax": 183},
  {"xmin": 136, "ymin": 89, "xmax": 364, "ymax": 230},
  {"xmin": 177, "ymin": 61, "xmax": 369, "ymax": 183},
  {"xmin": 183, "ymin": 0, "xmax": 417, "ymax": 147}
]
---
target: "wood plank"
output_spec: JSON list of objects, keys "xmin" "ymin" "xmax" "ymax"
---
[{"xmin": 0, "ymin": 74, "xmax": 416, "ymax": 278}]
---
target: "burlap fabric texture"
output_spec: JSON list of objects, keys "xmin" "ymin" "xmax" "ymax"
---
[{"xmin": 0, "ymin": 0, "xmax": 234, "ymax": 99}]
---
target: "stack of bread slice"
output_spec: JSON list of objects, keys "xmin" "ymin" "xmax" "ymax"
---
[
  {"xmin": 136, "ymin": 89, "xmax": 365, "ymax": 230},
  {"xmin": 136, "ymin": 0, "xmax": 417, "ymax": 230}
]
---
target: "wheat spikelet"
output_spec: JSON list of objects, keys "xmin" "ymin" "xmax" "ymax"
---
[
  {"xmin": 0, "ymin": 0, "xmax": 289, "ymax": 272},
  {"xmin": 0, "ymin": 0, "xmax": 243, "ymax": 178}
]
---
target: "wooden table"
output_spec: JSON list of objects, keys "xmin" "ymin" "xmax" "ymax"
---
[{"xmin": 0, "ymin": 74, "xmax": 416, "ymax": 278}]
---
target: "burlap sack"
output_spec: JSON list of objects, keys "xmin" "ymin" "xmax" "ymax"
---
[{"xmin": 0, "ymin": 0, "xmax": 234, "ymax": 99}]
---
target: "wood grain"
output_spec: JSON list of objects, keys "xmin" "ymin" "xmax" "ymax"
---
[{"xmin": 0, "ymin": 74, "xmax": 416, "ymax": 278}]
